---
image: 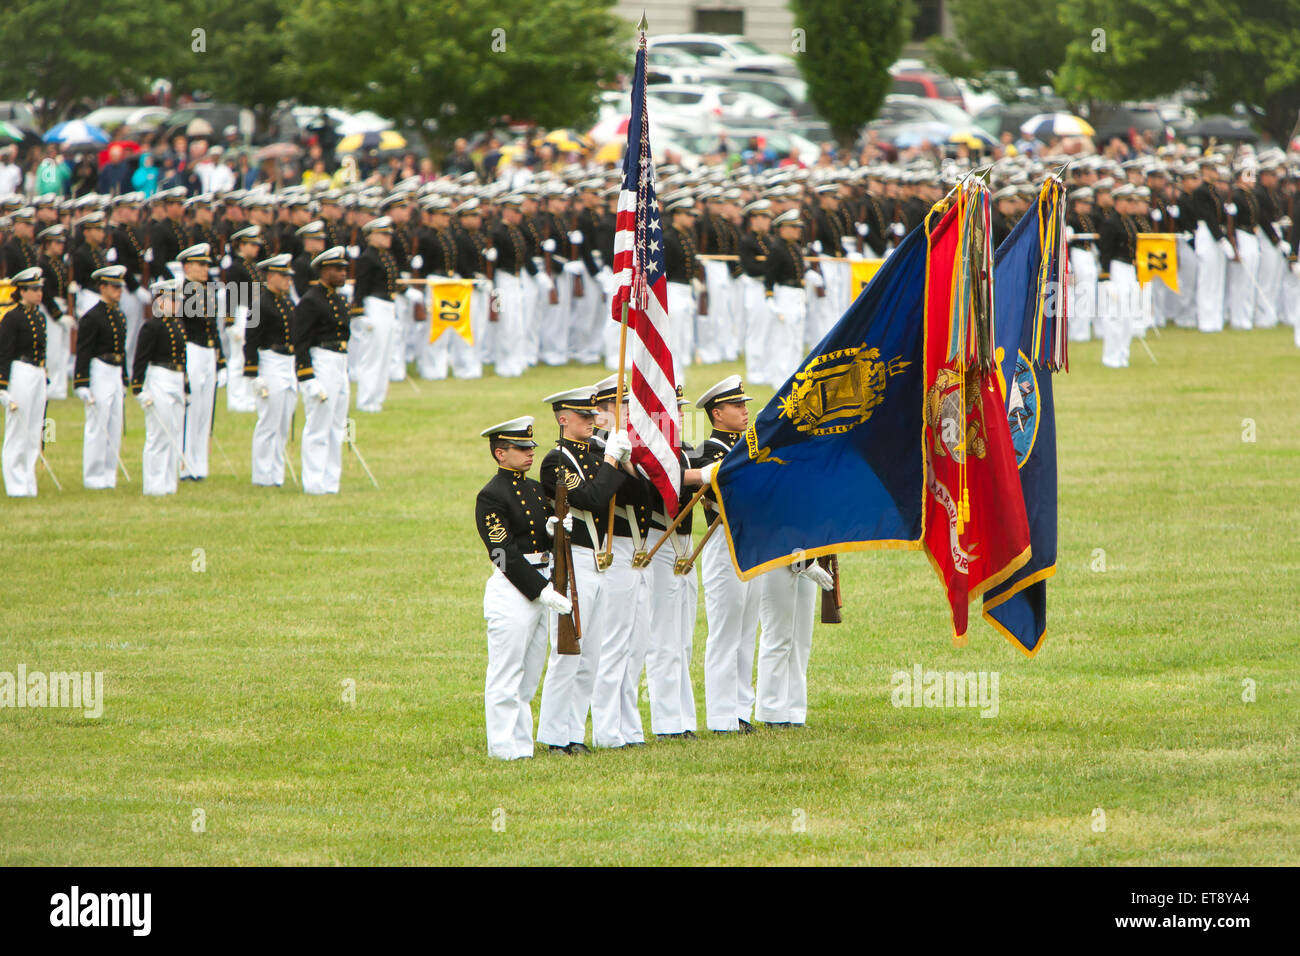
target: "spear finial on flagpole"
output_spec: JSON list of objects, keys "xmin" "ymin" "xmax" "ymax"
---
[{"xmin": 637, "ymin": 11, "xmax": 648, "ymax": 32}]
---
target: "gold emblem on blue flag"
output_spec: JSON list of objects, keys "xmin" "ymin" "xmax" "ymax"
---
[{"xmin": 777, "ymin": 346, "xmax": 912, "ymax": 436}]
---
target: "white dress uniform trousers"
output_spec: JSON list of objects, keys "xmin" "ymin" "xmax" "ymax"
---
[
  {"xmin": 141, "ymin": 365, "xmax": 185, "ymax": 496},
  {"xmin": 121, "ymin": 288, "xmax": 147, "ymax": 375},
  {"xmin": 483, "ymin": 566, "xmax": 551, "ymax": 760},
  {"xmin": 645, "ymin": 525, "xmax": 698, "ymax": 735},
  {"xmin": 223, "ymin": 301, "xmax": 255, "ymax": 413},
  {"xmin": 698, "ymin": 259, "xmax": 731, "ymax": 364},
  {"xmin": 355, "ymin": 296, "xmax": 397, "ymax": 412},
  {"xmin": 250, "ymin": 351, "xmax": 297, "ymax": 486},
  {"xmin": 1225, "ymin": 228, "xmax": 1259, "ymax": 330},
  {"xmin": 538, "ymin": 266, "xmax": 573, "ymax": 366},
  {"xmin": 1194, "ymin": 223, "xmax": 1227, "ymax": 332},
  {"xmin": 536, "ymin": 542, "xmax": 605, "ymax": 748},
  {"xmin": 44, "ymin": 309, "xmax": 72, "ymax": 400},
  {"xmin": 1101, "ymin": 261, "xmax": 1138, "ymax": 368},
  {"xmin": 300, "ymin": 347, "xmax": 349, "ymax": 495},
  {"xmin": 765, "ymin": 284, "xmax": 807, "ymax": 387},
  {"xmin": 1171, "ymin": 234, "xmax": 1199, "ymax": 328},
  {"xmin": 741, "ymin": 275, "xmax": 769, "ymax": 384},
  {"xmin": 1253, "ymin": 229, "xmax": 1283, "ymax": 329},
  {"xmin": 566, "ymin": 264, "xmax": 602, "ymax": 365},
  {"xmin": 1067, "ymin": 246, "xmax": 1099, "ymax": 341},
  {"xmin": 2, "ymin": 360, "xmax": 46, "ymax": 497},
  {"xmin": 666, "ymin": 280, "xmax": 695, "ymax": 386},
  {"xmin": 755, "ymin": 565, "xmax": 817, "ymax": 724},
  {"xmin": 491, "ymin": 272, "xmax": 528, "ymax": 377},
  {"xmin": 389, "ymin": 287, "xmax": 415, "ymax": 381},
  {"xmin": 700, "ymin": 524, "xmax": 759, "ymax": 730},
  {"xmin": 181, "ymin": 341, "xmax": 216, "ymax": 479},
  {"xmin": 589, "ymin": 536, "xmax": 649, "ymax": 748},
  {"xmin": 82, "ymin": 357, "xmax": 124, "ymax": 488}
]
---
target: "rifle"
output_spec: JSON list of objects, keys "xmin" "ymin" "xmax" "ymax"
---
[
  {"xmin": 818, "ymin": 554, "xmax": 842, "ymax": 624},
  {"xmin": 482, "ymin": 235, "xmax": 500, "ymax": 323},
  {"xmin": 565, "ymin": 210, "xmax": 585, "ymax": 300},
  {"xmin": 536, "ymin": 216, "xmax": 559, "ymax": 305},
  {"xmin": 553, "ymin": 474, "xmax": 582, "ymax": 654}
]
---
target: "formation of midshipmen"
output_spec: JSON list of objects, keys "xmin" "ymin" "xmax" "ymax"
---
[{"xmin": 477, "ymin": 374, "xmax": 834, "ymax": 759}]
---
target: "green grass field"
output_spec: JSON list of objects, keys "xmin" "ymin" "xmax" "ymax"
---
[{"xmin": 2, "ymin": 326, "xmax": 1297, "ymax": 866}]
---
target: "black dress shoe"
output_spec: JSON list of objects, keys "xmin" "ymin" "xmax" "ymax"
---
[
  {"xmin": 737, "ymin": 719, "xmax": 756, "ymax": 734},
  {"xmin": 547, "ymin": 744, "xmax": 573, "ymax": 754},
  {"xmin": 568, "ymin": 742, "xmax": 591, "ymax": 754},
  {"xmin": 763, "ymin": 721, "xmax": 792, "ymax": 728},
  {"xmin": 682, "ymin": 730, "xmax": 697, "ymax": 739}
]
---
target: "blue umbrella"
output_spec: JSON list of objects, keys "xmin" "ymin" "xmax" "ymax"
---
[
  {"xmin": 892, "ymin": 122, "xmax": 954, "ymax": 149},
  {"xmin": 44, "ymin": 120, "xmax": 111, "ymax": 146}
]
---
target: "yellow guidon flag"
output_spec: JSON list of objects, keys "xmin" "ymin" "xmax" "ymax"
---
[
  {"xmin": 427, "ymin": 279, "xmax": 474, "ymax": 346},
  {"xmin": 0, "ymin": 279, "xmax": 15, "ymax": 319},
  {"xmin": 1136, "ymin": 233, "xmax": 1179, "ymax": 293},
  {"xmin": 849, "ymin": 259, "xmax": 885, "ymax": 301}
]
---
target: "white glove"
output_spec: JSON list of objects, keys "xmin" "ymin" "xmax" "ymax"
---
[
  {"xmin": 143, "ymin": 248, "xmax": 154, "ymax": 263},
  {"xmin": 537, "ymin": 584, "xmax": 573, "ymax": 616},
  {"xmin": 698, "ymin": 461, "xmax": 718, "ymax": 486},
  {"xmin": 804, "ymin": 269, "xmax": 824, "ymax": 289},
  {"xmin": 136, "ymin": 389, "xmax": 154, "ymax": 408},
  {"xmin": 252, "ymin": 376, "xmax": 269, "ymax": 397},
  {"xmin": 410, "ymin": 255, "xmax": 423, "ymax": 270},
  {"xmin": 1065, "ymin": 225, "xmax": 1076, "ymax": 242},
  {"xmin": 341, "ymin": 283, "xmax": 354, "ymax": 301},
  {"xmin": 765, "ymin": 295, "xmax": 783, "ymax": 320},
  {"xmin": 799, "ymin": 563, "xmax": 835, "ymax": 591},
  {"xmin": 59, "ymin": 316, "xmax": 74, "ymax": 331},
  {"xmin": 405, "ymin": 286, "xmax": 423, "ymax": 304},
  {"xmin": 537, "ymin": 272, "xmax": 554, "ymax": 292},
  {"xmin": 563, "ymin": 260, "xmax": 585, "ymax": 275},
  {"xmin": 855, "ymin": 222, "xmax": 869, "ymax": 237},
  {"xmin": 483, "ymin": 246, "xmax": 498, "ymax": 262},
  {"xmin": 106, "ymin": 246, "xmax": 118, "ymax": 263},
  {"xmin": 1219, "ymin": 237, "xmax": 1236, "ymax": 260},
  {"xmin": 891, "ymin": 221, "xmax": 905, "ymax": 236},
  {"xmin": 307, "ymin": 379, "xmax": 328, "ymax": 402},
  {"xmin": 75, "ymin": 387, "xmax": 94, "ymax": 405},
  {"xmin": 1281, "ymin": 241, "xmax": 1292, "ymax": 257},
  {"xmin": 545, "ymin": 513, "xmax": 574, "ymax": 537},
  {"xmin": 604, "ymin": 430, "xmax": 632, "ymax": 464},
  {"xmin": 811, "ymin": 240, "xmax": 823, "ymax": 254},
  {"xmin": 568, "ymin": 230, "xmax": 584, "ymax": 245},
  {"xmin": 1223, "ymin": 202, "xmax": 1237, "ymax": 216},
  {"xmin": 1168, "ymin": 204, "xmax": 1180, "ymax": 218},
  {"xmin": 0, "ymin": 389, "xmax": 12, "ymax": 410},
  {"xmin": 541, "ymin": 238, "xmax": 556, "ymax": 253},
  {"xmin": 347, "ymin": 245, "xmax": 360, "ymax": 259},
  {"xmin": 221, "ymin": 254, "xmax": 232, "ymax": 270},
  {"xmin": 691, "ymin": 277, "xmax": 706, "ymax": 297},
  {"xmin": 1150, "ymin": 209, "xmax": 1162, "ymax": 222},
  {"xmin": 216, "ymin": 368, "xmax": 228, "ymax": 388}
]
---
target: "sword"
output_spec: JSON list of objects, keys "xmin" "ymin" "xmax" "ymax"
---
[
  {"xmin": 260, "ymin": 381, "xmax": 300, "ymax": 488},
  {"xmin": 87, "ymin": 397, "xmax": 132, "ymax": 482},
  {"xmin": 38, "ymin": 450, "xmax": 63, "ymax": 491},
  {"xmin": 144, "ymin": 393, "xmax": 196, "ymax": 476},
  {"xmin": 347, "ymin": 435, "xmax": 379, "ymax": 489}
]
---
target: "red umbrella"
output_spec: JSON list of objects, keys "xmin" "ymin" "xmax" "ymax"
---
[{"xmin": 97, "ymin": 141, "xmax": 142, "ymax": 166}]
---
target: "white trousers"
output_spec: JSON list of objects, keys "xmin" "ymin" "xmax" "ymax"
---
[
  {"xmin": 741, "ymin": 275, "xmax": 769, "ymax": 384},
  {"xmin": 591, "ymin": 537, "xmax": 650, "ymax": 748},
  {"xmin": 1284, "ymin": 261, "xmax": 1300, "ymax": 337},
  {"xmin": 483, "ymin": 568, "xmax": 551, "ymax": 760},
  {"xmin": 755, "ymin": 566, "xmax": 816, "ymax": 724},
  {"xmin": 44, "ymin": 314, "xmax": 72, "ymax": 400},
  {"xmin": 420, "ymin": 287, "xmax": 483, "ymax": 380},
  {"xmin": 491, "ymin": 273, "xmax": 528, "ymax": 377},
  {"xmin": 538, "ymin": 269, "xmax": 573, "ymax": 366},
  {"xmin": 182, "ymin": 342, "xmax": 216, "ymax": 479},
  {"xmin": 301, "ymin": 348, "xmax": 349, "ymax": 495},
  {"xmin": 1067, "ymin": 247, "xmax": 1098, "ymax": 342},
  {"xmin": 222, "ymin": 313, "xmax": 255, "ymax": 413},
  {"xmin": 82, "ymin": 357, "xmax": 123, "ymax": 489},
  {"xmin": 566, "ymin": 267, "xmax": 603, "ymax": 365},
  {"xmin": 141, "ymin": 365, "xmax": 185, "ymax": 496},
  {"xmin": 698, "ymin": 260, "xmax": 732, "ymax": 365},
  {"xmin": 520, "ymin": 270, "xmax": 541, "ymax": 367},
  {"xmin": 1253, "ymin": 230, "xmax": 1283, "ymax": 329},
  {"xmin": 700, "ymin": 525, "xmax": 758, "ymax": 730},
  {"xmin": 2, "ymin": 361, "xmax": 46, "ymax": 497},
  {"xmin": 666, "ymin": 281, "xmax": 695, "ymax": 385},
  {"xmin": 355, "ymin": 297, "xmax": 397, "ymax": 412},
  {"xmin": 537, "ymin": 544, "xmax": 605, "ymax": 747},
  {"xmin": 1225, "ymin": 229, "xmax": 1260, "ymax": 330},
  {"xmin": 1101, "ymin": 262, "xmax": 1138, "ymax": 368},
  {"xmin": 804, "ymin": 274, "xmax": 836, "ymax": 349},
  {"xmin": 121, "ymin": 288, "xmax": 146, "ymax": 375},
  {"xmin": 645, "ymin": 532, "xmax": 698, "ymax": 735},
  {"xmin": 251, "ymin": 351, "xmax": 297, "ymax": 487},
  {"xmin": 390, "ymin": 288, "xmax": 414, "ymax": 381},
  {"xmin": 1194, "ymin": 223, "xmax": 1226, "ymax": 333},
  {"xmin": 1171, "ymin": 236, "xmax": 1199, "ymax": 328},
  {"xmin": 765, "ymin": 285, "xmax": 807, "ymax": 388}
]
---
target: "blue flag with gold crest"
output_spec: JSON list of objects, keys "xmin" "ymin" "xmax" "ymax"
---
[
  {"xmin": 981, "ymin": 183, "xmax": 1067, "ymax": 656},
  {"xmin": 713, "ymin": 226, "xmax": 928, "ymax": 579}
]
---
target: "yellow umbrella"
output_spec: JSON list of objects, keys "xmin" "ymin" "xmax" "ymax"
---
[
  {"xmin": 337, "ymin": 130, "xmax": 408, "ymax": 153},
  {"xmin": 949, "ymin": 128, "xmax": 997, "ymax": 149},
  {"xmin": 595, "ymin": 140, "xmax": 624, "ymax": 165},
  {"xmin": 541, "ymin": 129, "xmax": 593, "ymax": 153}
]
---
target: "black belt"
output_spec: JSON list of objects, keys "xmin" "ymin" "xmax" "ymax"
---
[
  {"xmin": 95, "ymin": 353, "xmax": 124, "ymax": 366},
  {"xmin": 14, "ymin": 355, "xmax": 44, "ymax": 368},
  {"xmin": 149, "ymin": 361, "xmax": 186, "ymax": 373},
  {"xmin": 314, "ymin": 340, "xmax": 348, "ymax": 353}
]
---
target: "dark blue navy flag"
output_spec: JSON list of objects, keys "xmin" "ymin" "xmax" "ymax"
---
[
  {"xmin": 713, "ymin": 226, "xmax": 929, "ymax": 579},
  {"xmin": 982, "ymin": 182, "xmax": 1067, "ymax": 656}
]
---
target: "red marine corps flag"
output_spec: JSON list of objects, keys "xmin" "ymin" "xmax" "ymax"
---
[{"xmin": 611, "ymin": 18, "xmax": 681, "ymax": 517}]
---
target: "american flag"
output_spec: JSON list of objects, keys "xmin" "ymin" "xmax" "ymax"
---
[{"xmin": 611, "ymin": 32, "xmax": 681, "ymax": 516}]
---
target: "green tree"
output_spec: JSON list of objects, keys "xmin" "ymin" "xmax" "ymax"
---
[
  {"xmin": 0, "ymin": 0, "xmax": 171, "ymax": 128},
  {"xmin": 1056, "ymin": 0, "xmax": 1300, "ymax": 144},
  {"xmin": 928, "ymin": 0, "xmax": 1072, "ymax": 90},
  {"xmin": 789, "ymin": 0, "xmax": 913, "ymax": 151},
  {"xmin": 282, "ymin": 0, "xmax": 626, "ymax": 154}
]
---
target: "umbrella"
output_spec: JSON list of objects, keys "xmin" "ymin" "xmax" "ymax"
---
[
  {"xmin": 588, "ymin": 114, "xmax": 630, "ymax": 144},
  {"xmin": 44, "ymin": 120, "xmax": 111, "ymax": 146},
  {"xmin": 1189, "ymin": 115, "xmax": 1258, "ymax": 143},
  {"xmin": 948, "ymin": 127, "xmax": 997, "ymax": 149},
  {"xmin": 255, "ymin": 142, "xmax": 302, "ymax": 162},
  {"xmin": 0, "ymin": 121, "xmax": 25, "ymax": 143},
  {"xmin": 595, "ymin": 140, "xmax": 624, "ymax": 165},
  {"xmin": 186, "ymin": 118, "xmax": 215, "ymax": 138},
  {"xmin": 97, "ymin": 141, "xmax": 142, "ymax": 165},
  {"xmin": 337, "ymin": 130, "xmax": 408, "ymax": 153},
  {"xmin": 1020, "ymin": 113, "xmax": 1095, "ymax": 141},
  {"xmin": 540, "ymin": 129, "xmax": 593, "ymax": 153}
]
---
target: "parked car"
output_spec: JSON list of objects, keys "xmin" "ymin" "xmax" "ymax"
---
[
  {"xmin": 703, "ymin": 70, "xmax": 815, "ymax": 118},
  {"xmin": 83, "ymin": 106, "xmax": 172, "ymax": 137},
  {"xmin": 648, "ymin": 34, "xmax": 793, "ymax": 75},
  {"xmin": 158, "ymin": 104, "xmax": 255, "ymax": 145},
  {"xmin": 646, "ymin": 84, "xmax": 785, "ymax": 123},
  {"xmin": 1087, "ymin": 104, "xmax": 1170, "ymax": 146},
  {"xmin": 646, "ymin": 46, "xmax": 712, "ymax": 86},
  {"xmin": 889, "ymin": 71, "xmax": 966, "ymax": 110}
]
